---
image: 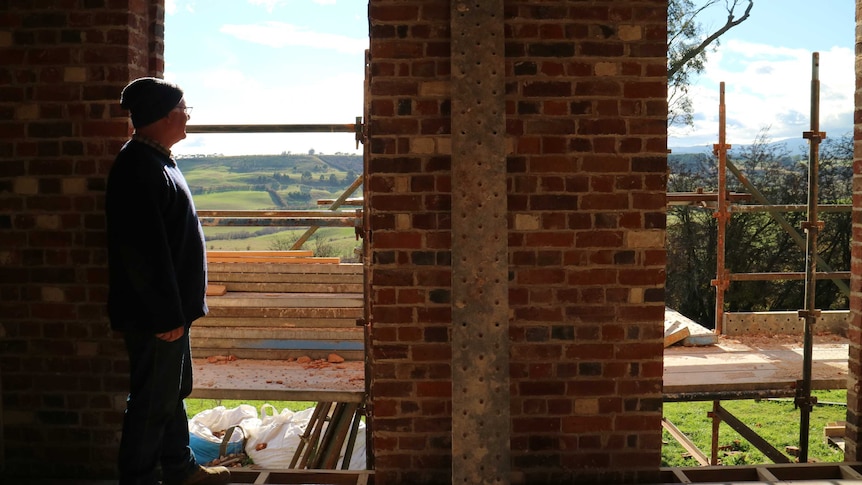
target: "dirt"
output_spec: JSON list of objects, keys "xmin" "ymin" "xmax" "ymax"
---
[{"xmin": 716, "ymin": 332, "xmax": 848, "ymax": 351}]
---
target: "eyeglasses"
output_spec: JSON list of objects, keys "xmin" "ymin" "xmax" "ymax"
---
[{"xmin": 175, "ymin": 106, "xmax": 193, "ymax": 115}]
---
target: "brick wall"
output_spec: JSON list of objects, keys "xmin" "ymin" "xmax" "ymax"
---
[
  {"xmin": 11, "ymin": 0, "xmax": 862, "ymax": 482},
  {"xmin": 367, "ymin": 1, "xmax": 667, "ymax": 483},
  {"xmin": 0, "ymin": 0, "xmax": 160, "ymax": 478},
  {"xmin": 848, "ymin": 0, "xmax": 862, "ymax": 463}
]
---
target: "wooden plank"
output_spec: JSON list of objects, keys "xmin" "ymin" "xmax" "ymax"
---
[
  {"xmin": 662, "ymin": 462, "xmax": 862, "ymax": 483},
  {"xmin": 665, "ymin": 307, "xmax": 717, "ymax": 346},
  {"xmin": 663, "ymin": 340, "xmax": 849, "ymax": 396},
  {"xmin": 713, "ymin": 403, "xmax": 791, "ymax": 464},
  {"xmin": 664, "ymin": 318, "xmax": 690, "ymax": 347},
  {"xmin": 839, "ymin": 464, "xmax": 862, "ymax": 479},
  {"xmin": 206, "ymin": 292, "xmax": 363, "ymax": 309},
  {"xmin": 669, "ymin": 468, "xmax": 692, "ymax": 484},
  {"xmin": 199, "ymin": 210, "xmax": 358, "ymax": 218},
  {"xmin": 207, "ymin": 250, "xmax": 314, "ymax": 258},
  {"xmin": 195, "ymin": 316, "xmax": 360, "ymax": 329},
  {"xmin": 317, "ymin": 198, "xmax": 363, "ymax": 206},
  {"xmin": 209, "ymin": 272, "xmax": 363, "ymax": 284},
  {"xmin": 226, "ymin": 468, "xmax": 373, "ymax": 485},
  {"xmin": 191, "ymin": 326, "xmax": 363, "ymax": 341},
  {"xmin": 824, "ymin": 421, "xmax": 845, "ymax": 437},
  {"xmin": 206, "ymin": 284, "xmax": 227, "ymax": 296},
  {"xmin": 192, "ymin": 348, "xmax": 364, "ymax": 361},
  {"xmin": 207, "ymin": 256, "xmax": 341, "ymax": 264},
  {"xmin": 192, "ymin": 337, "xmax": 363, "ymax": 351},
  {"xmin": 201, "ymin": 216, "xmax": 359, "ymax": 228},
  {"xmin": 203, "ymin": 307, "xmax": 362, "ymax": 319},
  {"xmin": 189, "ymin": 386, "xmax": 365, "ymax": 404},
  {"xmin": 755, "ymin": 467, "xmax": 780, "ymax": 482},
  {"xmin": 215, "ymin": 282, "xmax": 363, "ymax": 294},
  {"xmin": 211, "ymin": 292, "xmax": 360, "ymax": 303},
  {"xmin": 662, "ymin": 417, "xmax": 710, "ymax": 466},
  {"xmin": 208, "ymin": 262, "xmax": 362, "ymax": 274},
  {"xmin": 190, "ymin": 358, "xmax": 365, "ymax": 403}
]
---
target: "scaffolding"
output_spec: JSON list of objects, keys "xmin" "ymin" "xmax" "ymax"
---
[{"xmin": 666, "ymin": 52, "xmax": 852, "ymax": 464}]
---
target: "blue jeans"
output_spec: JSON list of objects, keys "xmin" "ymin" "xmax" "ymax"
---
[{"xmin": 118, "ymin": 329, "xmax": 197, "ymax": 485}]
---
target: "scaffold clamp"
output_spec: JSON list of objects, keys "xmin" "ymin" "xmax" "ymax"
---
[
  {"xmin": 802, "ymin": 131, "xmax": 826, "ymax": 141},
  {"xmin": 797, "ymin": 309, "xmax": 821, "ymax": 319}
]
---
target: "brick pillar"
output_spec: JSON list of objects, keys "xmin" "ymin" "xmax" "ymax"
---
[
  {"xmin": 0, "ymin": 0, "xmax": 163, "ymax": 478},
  {"xmin": 367, "ymin": 1, "xmax": 668, "ymax": 483},
  {"xmin": 847, "ymin": 0, "xmax": 862, "ymax": 462}
]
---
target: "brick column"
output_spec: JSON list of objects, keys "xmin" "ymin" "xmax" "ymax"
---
[
  {"xmin": 0, "ymin": 0, "xmax": 162, "ymax": 478},
  {"xmin": 367, "ymin": 1, "xmax": 668, "ymax": 483},
  {"xmin": 846, "ymin": 0, "xmax": 862, "ymax": 462}
]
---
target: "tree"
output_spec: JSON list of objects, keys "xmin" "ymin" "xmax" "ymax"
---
[
  {"xmin": 668, "ymin": 0, "xmax": 753, "ymax": 127},
  {"xmin": 666, "ymin": 131, "xmax": 852, "ymax": 327}
]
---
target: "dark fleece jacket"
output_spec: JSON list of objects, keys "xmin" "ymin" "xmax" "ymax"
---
[{"xmin": 106, "ymin": 139, "xmax": 207, "ymax": 333}]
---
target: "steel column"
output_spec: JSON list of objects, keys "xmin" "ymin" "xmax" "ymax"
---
[
  {"xmin": 798, "ymin": 52, "xmax": 826, "ymax": 463},
  {"xmin": 712, "ymin": 83, "xmax": 731, "ymax": 334},
  {"xmin": 450, "ymin": 1, "xmax": 510, "ymax": 483}
]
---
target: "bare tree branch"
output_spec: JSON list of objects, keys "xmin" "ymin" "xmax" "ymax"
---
[{"xmin": 668, "ymin": 0, "xmax": 754, "ymax": 80}]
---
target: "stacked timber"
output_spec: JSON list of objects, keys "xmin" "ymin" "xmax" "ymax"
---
[{"xmin": 192, "ymin": 251, "xmax": 364, "ymax": 361}]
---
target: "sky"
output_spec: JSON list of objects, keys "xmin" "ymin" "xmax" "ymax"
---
[
  {"xmin": 164, "ymin": 0, "xmax": 369, "ymax": 156},
  {"xmin": 164, "ymin": 0, "xmax": 856, "ymax": 156},
  {"xmin": 669, "ymin": 0, "xmax": 856, "ymax": 151}
]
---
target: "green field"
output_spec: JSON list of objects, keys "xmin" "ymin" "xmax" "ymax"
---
[{"xmin": 184, "ymin": 153, "xmax": 362, "ymax": 258}]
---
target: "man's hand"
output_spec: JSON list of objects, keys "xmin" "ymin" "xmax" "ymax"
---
[{"xmin": 155, "ymin": 326, "xmax": 185, "ymax": 342}]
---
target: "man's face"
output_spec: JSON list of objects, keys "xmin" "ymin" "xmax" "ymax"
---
[{"xmin": 168, "ymin": 101, "xmax": 191, "ymax": 143}]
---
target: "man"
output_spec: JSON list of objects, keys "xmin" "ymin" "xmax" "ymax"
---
[{"xmin": 106, "ymin": 77, "xmax": 230, "ymax": 485}]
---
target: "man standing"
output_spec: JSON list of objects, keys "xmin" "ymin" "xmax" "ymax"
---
[{"xmin": 106, "ymin": 77, "xmax": 229, "ymax": 485}]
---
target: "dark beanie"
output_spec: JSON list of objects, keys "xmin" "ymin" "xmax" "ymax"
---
[{"xmin": 120, "ymin": 77, "xmax": 184, "ymax": 128}]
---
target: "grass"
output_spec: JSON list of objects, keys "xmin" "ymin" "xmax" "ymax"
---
[
  {"xmin": 662, "ymin": 390, "xmax": 848, "ymax": 467},
  {"xmin": 187, "ymin": 393, "xmax": 847, "ymax": 468},
  {"xmin": 203, "ymin": 226, "xmax": 361, "ymax": 257},
  {"xmin": 194, "ymin": 190, "xmax": 276, "ymax": 210},
  {"xmin": 186, "ymin": 399, "xmax": 316, "ymax": 420}
]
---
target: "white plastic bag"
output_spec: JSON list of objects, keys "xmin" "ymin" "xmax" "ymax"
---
[
  {"xmin": 245, "ymin": 404, "xmax": 307, "ymax": 468},
  {"xmin": 188, "ymin": 404, "xmax": 260, "ymax": 464},
  {"xmin": 246, "ymin": 404, "xmax": 366, "ymax": 470}
]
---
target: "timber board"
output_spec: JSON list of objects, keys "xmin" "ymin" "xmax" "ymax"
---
[
  {"xmin": 192, "ymin": 347, "xmax": 364, "ymax": 361},
  {"xmin": 190, "ymin": 358, "xmax": 365, "ymax": 403},
  {"xmin": 202, "ymin": 306, "xmax": 362, "ymax": 319},
  {"xmin": 209, "ymin": 271, "xmax": 363, "ymax": 283},
  {"xmin": 208, "ymin": 256, "xmax": 341, "ymax": 264},
  {"xmin": 206, "ymin": 292, "xmax": 363, "ymax": 308},
  {"xmin": 191, "ymin": 326, "xmax": 363, "ymax": 341},
  {"xmin": 213, "ymin": 282, "xmax": 363, "ymax": 293},
  {"xmin": 663, "ymin": 334, "xmax": 848, "ymax": 398},
  {"xmin": 208, "ymin": 262, "xmax": 362, "ymax": 274},
  {"xmin": 207, "ymin": 250, "xmax": 314, "ymax": 258},
  {"xmin": 195, "ymin": 316, "xmax": 360, "ymax": 328}
]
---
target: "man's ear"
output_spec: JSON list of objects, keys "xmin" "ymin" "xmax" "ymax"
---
[{"xmin": 164, "ymin": 110, "xmax": 181, "ymax": 125}]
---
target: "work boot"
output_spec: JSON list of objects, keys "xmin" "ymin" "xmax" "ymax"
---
[{"xmin": 165, "ymin": 465, "xmax": 231, "ymax": 485}]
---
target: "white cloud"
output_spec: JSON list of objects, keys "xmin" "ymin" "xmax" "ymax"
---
[
  {"xmin": 247, "ymin": 0, "xmax": 283, "ymax": 13},
  {"xmin": 166, "ymin": 0, "xmax": 197, "ymax": 15},
  {"xmin": 172, "ymin": 67, "xmax": 364, "ymax": 156},
  {"xmin": 220, "ymin": 21, "xmax": 367, "ymax": 54},
  {"xmin": 670, "ymin": 40, "xmax": 854, "ymax": 148},
  {"xmin": 247, "ymin": 0, "xmax": 338, "ymax": 12}
]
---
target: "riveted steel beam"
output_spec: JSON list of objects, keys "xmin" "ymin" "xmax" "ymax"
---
[{"xmin": 450, "ymin": 1, "xmax": 510, "ymax": 483}]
